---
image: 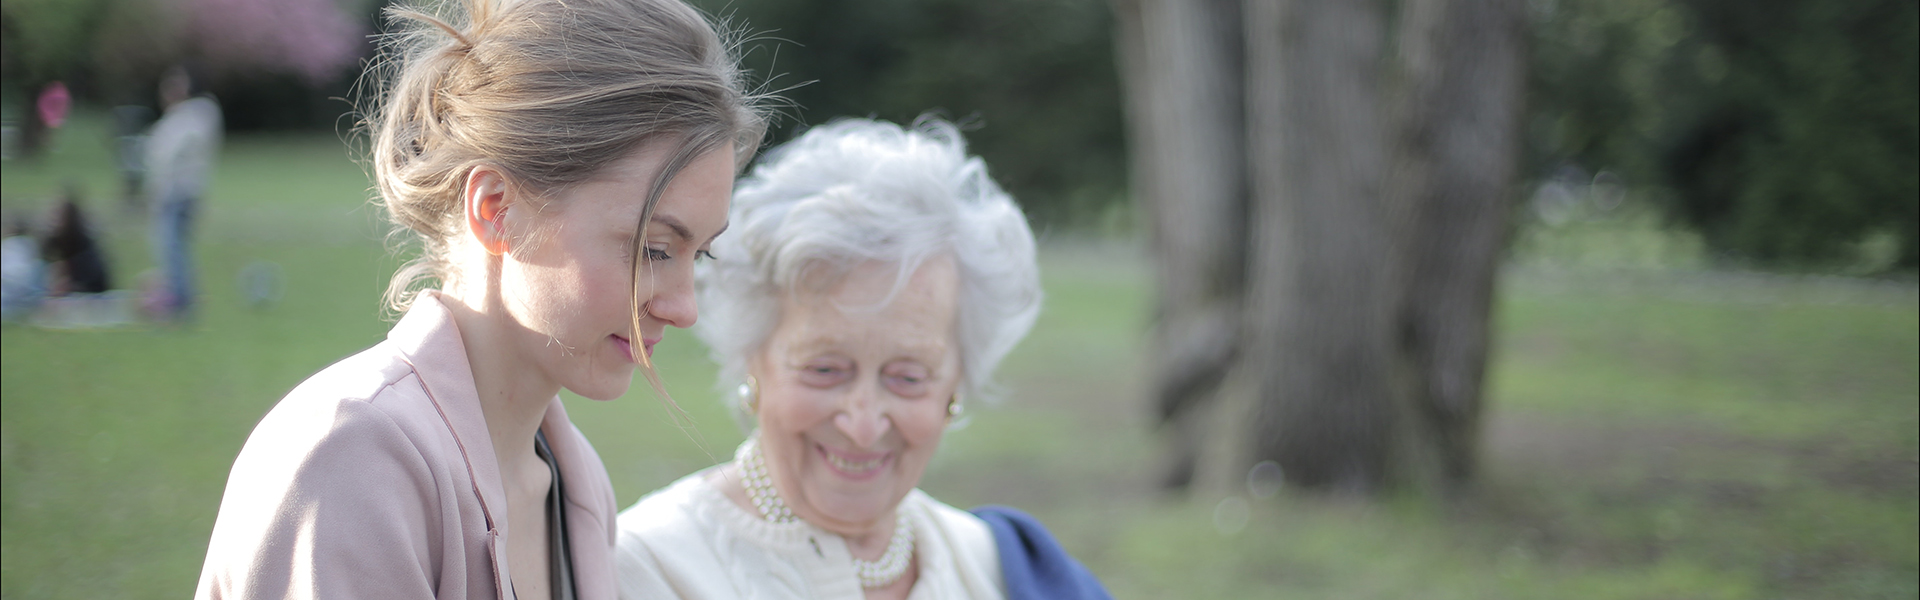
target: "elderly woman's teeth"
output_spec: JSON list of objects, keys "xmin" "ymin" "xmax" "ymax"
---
[{"xmin": 826, "ymin": 452, "xmax": 883, "ymax": 472}]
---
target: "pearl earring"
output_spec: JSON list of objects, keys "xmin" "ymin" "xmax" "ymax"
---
[
  {"xmin": 737, "ymin": 375, "xmax": 760, "ymax": 413},
  {"xmin": 947, "ymin": 394, "xmax": 964, "ymax": 418}
]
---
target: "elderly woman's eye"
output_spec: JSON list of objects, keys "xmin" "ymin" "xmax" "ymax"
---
[
  {"xmin": 797, "ymin": 361, "xmax": 852, "ymax": 387},
  {"xmin": 882, "ymin": 364, "xmax": 933, "ymax": 397}
]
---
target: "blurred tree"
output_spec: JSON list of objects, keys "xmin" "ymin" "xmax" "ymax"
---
[
  {"xmin": 1119, "ymin": 0, "xmax": 1525, "ymax": 495},
  {"xmin": 1, "ymin": 0, "xmax": 370, "ymax": 129},
  {"xmin": 88, "ymin": 0, "xmax": 186, "ymax": 103},
  {"xmin": 188, "ymin": 0, "xmax": 363, "ymax": 86},
  {"xmin": 1, "ymin": 0, "xmax": 113, "ymax": 87},
  {"xmin": 1380, "ymin": 0, "xmax": 1525, "ymax": 486},
  {"xmin": 1240, "ymin": 0, "xmax": 1405, "ymax": 494},
  {"xmin": 1111, "ymin": 0, "xmax": 1247, "ymax": 490},
  {"xmin": 2, "ymin": 0, "xmax": 114, "ymax": 156},
  {"xmin": 1528, "ymin": 0, "xmax": 1919, "ymax": 269},
  {"xmin": 688, "ymin": 0, "xmax": 1127, "ymax": 229},
  {"xmin": 1664, "ymin": 0, "xmax": 1918, "ymax": 268}
]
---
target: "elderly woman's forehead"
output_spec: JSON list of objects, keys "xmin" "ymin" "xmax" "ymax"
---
[
  {"xmin": 778, "ymin": 329, "xmax": 952, "ymax": 356},
  {"xmin": 796, "ymin": 255, "xmax": 956, "ymax": 292}
]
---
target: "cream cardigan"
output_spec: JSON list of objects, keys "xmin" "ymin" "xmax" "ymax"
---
[{"xmin": 615, "ymin": 469, "xmax": 1006, "ymax": 599}]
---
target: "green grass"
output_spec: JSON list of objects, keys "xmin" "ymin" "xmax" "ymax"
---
[{"xmin": 4, "ymin": 114, "xmax": 1916, "ymax": 598}]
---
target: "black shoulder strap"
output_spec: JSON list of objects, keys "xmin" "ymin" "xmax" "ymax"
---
[{"xmin": 533, "ymin": 429, "xmax": 577, "ymax": 600}]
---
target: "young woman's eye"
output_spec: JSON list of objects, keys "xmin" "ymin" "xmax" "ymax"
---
[
  {"xmin": 696, "ymin": 249, "xmax": 717, "ymax": 261},
  {"xmin": 645, "ymin": 247, "xmax": 672, "ymax": 262}
]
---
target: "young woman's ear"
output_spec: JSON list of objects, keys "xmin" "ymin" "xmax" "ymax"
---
[{"xmin": 463, "ymin": 166, "xmax": 514, "ymax": 255}]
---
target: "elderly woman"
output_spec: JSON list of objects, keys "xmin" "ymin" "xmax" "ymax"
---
[{"xmin": 614, "ymin": 119, "xmax": 1111, "ymax": 599}]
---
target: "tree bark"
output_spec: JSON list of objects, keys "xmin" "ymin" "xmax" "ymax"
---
[
  {"xmin": 1243, "ymin": 0, "xmax": 1401, "ymax": 493},
  {"xmin": 1119, "ymin": 0, "xmax": 1524, "ymax": 496},
  {"xmin": 1386, "ymin": 0, "xmax": 1527, "ymax": 488},
  {"xmin": 1113, "ymin": 0, "xmax": 1250, "ymax": 490}
]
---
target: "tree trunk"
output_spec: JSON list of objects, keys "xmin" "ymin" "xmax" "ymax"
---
[
  {"xmin": 1119, "ymin": 0, "xmax": 1523, "ymax": 496},
  {"xmin": 1113, "ymin": 0, "xmax": 1250, "ymax": 490},
  {"xmin": 1243, "ymin": 0, "xmax": 1401, "ymax": 493},
  {"xmin": 1386, "ymin": 0, "xmax": 1527, "ymax": 488}
]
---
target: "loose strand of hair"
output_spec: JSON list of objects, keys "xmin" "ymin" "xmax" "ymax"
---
[{"xmin": 631, "ymin": 129, "xmax": 731, "ymax": 463}]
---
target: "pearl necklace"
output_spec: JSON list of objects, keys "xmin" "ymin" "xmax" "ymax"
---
[{"xmin": 737, "ymin": 439, "xmax": 916, "ymax": 589}]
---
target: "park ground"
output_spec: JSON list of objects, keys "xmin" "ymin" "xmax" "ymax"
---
[{"xmin": 2, "ymin": 116, "xmax": 1915, "ymax": 598}]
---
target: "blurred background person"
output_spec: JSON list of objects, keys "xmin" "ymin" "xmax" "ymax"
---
[
  {"xmin": 113, "ymin": 104, "xmax": 157, "ymax": 211},
  {"xmin": 616, "ymin": 119, "xmax": 1110, "ymax": 600},
  {"xmin": 1, "ymin": 211, "xmax": 47, "ymax": 320},
  {"xmin": 143, "ymin": 64, "xmax": 222, "ymax": 322},
  {"xmin": 40, "ymin": 188, "xmax": 112, "ymax": 296}
]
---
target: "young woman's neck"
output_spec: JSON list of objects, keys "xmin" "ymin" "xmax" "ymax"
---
[{"xmin": 438, "ymin": 285, "xmax": 559, "ymax": 466}]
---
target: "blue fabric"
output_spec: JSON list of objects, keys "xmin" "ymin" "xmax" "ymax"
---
[{"xmin": 970, "ymin": 505, "xmax": 1113, "ymax": 600}]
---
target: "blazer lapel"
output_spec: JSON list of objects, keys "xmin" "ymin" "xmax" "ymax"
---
[{"xmin": 389, "ymin": 293, "xmax": 515, "ymax": 595}]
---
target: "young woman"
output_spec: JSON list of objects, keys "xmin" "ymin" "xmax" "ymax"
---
[{"xmin": 193, "ymin": 0, "xmax": 766, "ymax": 598}]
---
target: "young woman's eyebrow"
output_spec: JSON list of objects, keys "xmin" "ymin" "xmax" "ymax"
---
[{"xmin": 652, "ymin": 214, "xmax": 694, "ymax": 242}]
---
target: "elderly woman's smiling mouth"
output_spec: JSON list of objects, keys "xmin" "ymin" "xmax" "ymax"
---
[{"xmin": 818, "ymin": 444, "xmax": 892, "ymax": 478}]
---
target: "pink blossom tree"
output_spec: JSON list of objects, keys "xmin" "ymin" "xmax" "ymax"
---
[{"xmin": 182, "ymin": 0, "xmax": 366, "ymax": 85}]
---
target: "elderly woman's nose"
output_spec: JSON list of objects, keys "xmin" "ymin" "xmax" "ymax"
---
[{"xmin": 833, "ymin": 383, "xmax": 891, "ymax": 448}]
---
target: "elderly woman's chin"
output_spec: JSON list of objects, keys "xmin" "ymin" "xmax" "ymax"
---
[
  {"xmin": 796, "ymin": 458, "xmax": 925, "ymax": 527},
  {"xmin": 802, "ymin": 482, "xmax": 910, "ymax": 529}
]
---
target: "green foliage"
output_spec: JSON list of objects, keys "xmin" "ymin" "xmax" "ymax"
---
[
  {"xmin": 691, "ymin": 0, "xmax": 1128, "ymax": 230},
  {"xmin": 1528, "ymin": 0, "xmax": 1920, "ymax": 270},
  {"xmin": 0, "ymin": 0, "xmax": 116, "ymax": 85}
]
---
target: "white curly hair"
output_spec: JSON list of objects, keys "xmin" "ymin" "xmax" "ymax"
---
[{"xmin": 694, "ymin": 116, "xmax": 1042, "ymax": 418}]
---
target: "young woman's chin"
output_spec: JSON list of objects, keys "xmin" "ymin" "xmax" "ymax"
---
[{"xmin": 566, "ymin": 365, "xmax": 637, "ymax": 401}]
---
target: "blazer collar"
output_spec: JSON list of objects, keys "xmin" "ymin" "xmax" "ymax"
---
[{"xmin": 388, "ymin": 293, "xmax": 510, "ymax": 537}]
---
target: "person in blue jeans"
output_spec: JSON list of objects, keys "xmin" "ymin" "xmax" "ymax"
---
[{"xmin": 144, "ymin": 65, "xmax": 221, "ymax": 320}]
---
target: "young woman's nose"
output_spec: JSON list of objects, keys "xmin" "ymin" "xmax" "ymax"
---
[{"xmin": 642, "ymin": 263, "xmax": 698, "ymax": 328}]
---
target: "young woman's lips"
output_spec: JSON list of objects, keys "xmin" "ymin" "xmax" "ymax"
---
[
  {"xmin": 816, "ymin": 444, "xmax": 890, "ymax": 480},
  {"xmin": 612, "ymin": 335, "xmax": 635, "ymax": 363},
  {"xmin": 642, "ymin": 337, "xmax": 661, "ymax": 358}
]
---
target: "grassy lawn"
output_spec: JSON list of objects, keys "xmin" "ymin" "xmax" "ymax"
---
[{"xmin": 4, "ymin": 115, "xmax": 1915, "ymax": 598}]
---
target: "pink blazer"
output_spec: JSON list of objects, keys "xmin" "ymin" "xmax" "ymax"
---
[{"xmin": 195, "ymin": 294, "xmax": 618, "ymax": 599}]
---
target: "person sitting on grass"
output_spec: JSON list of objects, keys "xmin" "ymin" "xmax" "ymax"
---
[
  {"xmin": 40, "ymin": 190, "xmax": 112, "ymax": 296},
  {"xmin": 192, "ymin": 0, "xmax": 767, "ymax": 597},
  {"xmin": 1, "ymin": 211, "xmax": 47, "ymax": 320},
  {"xmin": 614, "ymin": 118, "xmax": 1113, "ymax": 600}
]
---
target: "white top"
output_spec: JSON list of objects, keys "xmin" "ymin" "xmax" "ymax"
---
[
  {"xmin": 144, "ymin": 96, "xmax": 222, "ymax": 204},
  {"xmin": 2, "ymin": 236, "xmax": 42, "ymax": 292},
  {"xmin": 615, "ymin": 469, "xmax": 1006, "ymax": 600}
]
